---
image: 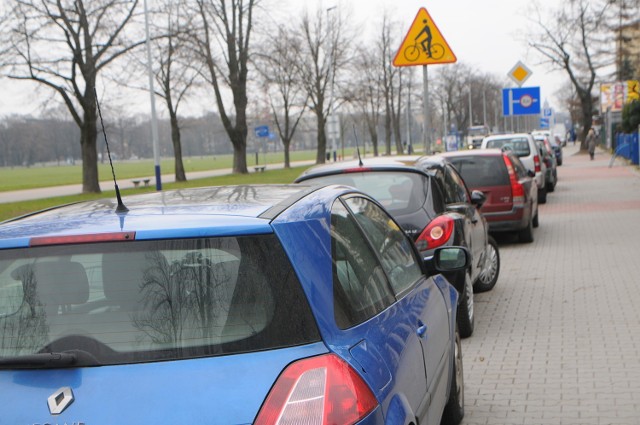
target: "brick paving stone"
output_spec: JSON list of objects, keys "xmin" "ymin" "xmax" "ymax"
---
[{"xmin": 460, "ymin": 145, "xmax": 640, "ymax": 425}]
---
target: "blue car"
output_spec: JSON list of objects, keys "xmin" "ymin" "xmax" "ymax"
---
[{"xmin": 0, "ymin": 184, "xmax": 468, "ymax": 424}]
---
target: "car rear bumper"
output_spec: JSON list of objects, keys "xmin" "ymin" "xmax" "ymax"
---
[{"xmin": 484, "ymin": 206, "xmax": 529, "ymax": 232}]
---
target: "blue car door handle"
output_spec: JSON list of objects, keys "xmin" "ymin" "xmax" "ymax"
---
[{"xmin": 416, "ymin": 321, "xmax": 427, "ymax": 338}]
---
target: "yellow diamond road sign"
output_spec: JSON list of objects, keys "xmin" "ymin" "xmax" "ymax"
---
[
  {"xmin": 508, "ymin": 61, "xmax": 532, "ymax": 87},
  {"xmin": 393, "ymin": 8, "xmax": 456, "ymax": 67}
]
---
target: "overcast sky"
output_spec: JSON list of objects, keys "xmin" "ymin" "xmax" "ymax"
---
[{"xmin": 0, "ymin": 0, "xmax": 571, "ymax": 118}]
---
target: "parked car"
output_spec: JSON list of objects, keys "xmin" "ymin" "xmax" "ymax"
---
[
  {"xmin": 481, "ymin": 133, "xmax": 547, "ymax": 204},
  {"xmin": 295, "ymin": 155, "xmax": 501, "ymax": 338},
  {"xmin": 442, "ymin": 149, "xmax": 539, "ymax": 243},
  {"xmin": 533, "ymin": 136, "xmax": 558, "ymax": 193},
  {"xmin": 0, "ymin": 184, "xmax": 469, "ymax": 424},
  {"xmin": 550, "ymin": 135, "xmax": 564, "ymax": 165}
]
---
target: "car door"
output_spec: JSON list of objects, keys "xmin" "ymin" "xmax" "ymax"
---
[
  {"xmin": 336, "ymin": 196, "xmax": 451, "ymax": 420},
  {"xmin": 443, "ymin": 164, "xmax": 485, "ymax": 280}
]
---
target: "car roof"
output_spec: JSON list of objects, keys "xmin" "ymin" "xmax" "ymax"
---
[{"xmin": 0, "ymin": 184, "xmax": 340, "ymax": 248}]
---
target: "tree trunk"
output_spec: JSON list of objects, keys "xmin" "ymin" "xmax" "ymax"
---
[
  {"xmin": 282, "ymin": 137, "xmax": 291, "ymax": 168},
  {"xmin": 231, "ymin": 132, "xmax": 248, "ymax": 173},
  {"xmin": 80, "ymin": 110, "xmax": 101, "ymax": 194},
  {"xmin": 170, "ymin": 110, "xmax": 187, "ymax": 182},
  {"xmin": 316, "ymin": 111, "xmax": 327, "ymax": 164},
  {"xmin": 384, "ymin": 110, "xmax": 392, "ymax": 155}
]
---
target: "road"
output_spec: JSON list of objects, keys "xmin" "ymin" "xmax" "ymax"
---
[{"xmin": 461, "ymin": 144, "xmax": 640, "ymax": 424}]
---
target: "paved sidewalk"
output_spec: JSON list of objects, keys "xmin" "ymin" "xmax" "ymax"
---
[
  {"xmin": 0, "ymin": 160, "xmax": 315, "ymax": 204},
  {"xmin": 461, "ymin": 144, "xmax": 640, "ymax": 424}
]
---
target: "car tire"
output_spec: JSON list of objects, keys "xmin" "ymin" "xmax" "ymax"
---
[
  {"xmin": 538, "ymin": 186, "xmax": 547, "ymax": 204},
  {"xmin": 547, "ymin": 175, "xmax": 556, "ymax": 192},
  {"xmin": 474, "ymin": 236, "xmax": 500, "ymax": 293},
  {"xmin": 441, "ymin": 324, "xmax": 464, "ymax": 425},
  {"xmin": 518, "ymin": 214, "xmax": 534, "ymax": 243},
  {"xmin": 457, "ymin": 272, "xmax": 474, "ymax": 338},
  {"xmin": 532, "ymin": 208, "xmax": 539, "ymax": 228}
]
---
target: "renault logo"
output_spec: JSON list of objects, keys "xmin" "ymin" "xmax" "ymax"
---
[{"xmin": 47, "ymin": 387, "xmax": 74, "ymax": 415}]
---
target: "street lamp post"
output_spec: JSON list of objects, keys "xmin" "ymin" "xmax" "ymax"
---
[{"xmin": 144, "ymin": 0, "xmax": 162, "ymax": 190}]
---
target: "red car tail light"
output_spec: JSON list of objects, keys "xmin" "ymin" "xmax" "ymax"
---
[
  {"xmin": 533, "ymin": 154, "xmax": 541, "ymax": 173},
  {"xmin": 254, "ymin": 354, "xmax": 377, "ymax": 425},
  {"xmin": 30, "ymin": 232, "xmax": 136, "ymax": 246},
  {"xmin": 415, "ymin": 215, "xmax": 454, "ymax": 251},
  {"xmin": 503, "ymin": 155, "xmax": 525, "ymax": 206}
]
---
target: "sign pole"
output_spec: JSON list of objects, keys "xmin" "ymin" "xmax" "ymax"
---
[{"xmin": 422, "ymin": 65, "xmax": 430, "ymax": 154}]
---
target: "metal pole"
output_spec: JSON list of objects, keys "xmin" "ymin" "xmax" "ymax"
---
[
  {"xmin": 144, "ymin": 0, "xmax": 161, "ymax": 190},
  {"xmin": 327, "ymin": 6, "xmax": 336, "ymax": 161},
  {"xmin": 483, "ymin": 90, "xmax": 487, "ymax": 126},
  {"xmin": 468, "ymin": 89, "xmax": 473, "ymax": 126},
  {"xmin": 422, "ymin": 65, "xmax": 430, "ymax": 154},
  {"xmin": 406, "ymin": 83, "xmax": 412, "ymax": 154}
]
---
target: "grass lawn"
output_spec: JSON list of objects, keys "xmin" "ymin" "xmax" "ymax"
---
[
  {"xmin": 0, "ymin": 165, "xmax": 313, "ymax": 222},
  {"xmin": 0, "ymin": 150, "xmax": 319, "ymax": 192}
]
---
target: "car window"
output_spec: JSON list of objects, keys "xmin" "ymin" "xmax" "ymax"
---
[
  {"xmin": 343, "ymin": 197, "xmax": 423, "ymax": 297},
  {"xmin": 0, "ymin": 236, "xmax": 320, "ymax": 364},
  {"xmin": 485, "ymin": 137, "xmax": 531, "ymax": 157},
  {"xmin": 298, "ymin": 171, "xmax": 428, "ymax": 216},
  {"xmin": 509, "ymin": 154, "xmax": 530, "ymax": 178},
  {"xmin": 449, "ymin": 156, "xmax": 510, "ymax": 187},
  {"xmin": 443, "ymin": 165, "xmax": 470, "ymax": 204},
  {"xmin": 330, "ymin": 199, "xmax": 396, "ymax": 329}
]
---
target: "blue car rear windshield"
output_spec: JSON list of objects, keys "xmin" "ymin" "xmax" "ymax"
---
[{"xmin": 0, "ymin": 235, "xmax": 319, "ymax": 366}]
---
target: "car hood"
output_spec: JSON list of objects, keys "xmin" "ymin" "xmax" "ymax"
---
[{"xmin": 1, "ymin": 343, "xmax": 328, "ymax": 424}]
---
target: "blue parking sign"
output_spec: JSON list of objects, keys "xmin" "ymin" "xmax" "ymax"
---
[
  {"xmin": 254, "ymin": 125, "xmax": 269, "ymax": 138},
  {"xmin": 502, "ymin": 87, "xmax": 541, "ymax": 116}
]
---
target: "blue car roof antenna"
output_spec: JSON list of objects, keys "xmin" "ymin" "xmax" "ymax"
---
[{"xmin": 95, "ymin": 87, "xmax": 128, "ymax": 214}]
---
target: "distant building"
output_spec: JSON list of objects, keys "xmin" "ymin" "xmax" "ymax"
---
[{"xmin": 617, "ymin": 20, "xmax": 640, "ymax": 80}]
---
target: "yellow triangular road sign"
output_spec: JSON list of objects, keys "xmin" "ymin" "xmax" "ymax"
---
[{"xmin": 393, "ymin": 8, "xmax": 457, "ymax": 67}]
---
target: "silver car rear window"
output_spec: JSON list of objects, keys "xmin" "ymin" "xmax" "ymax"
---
[{"xmin": 485, "ymin": 138, "xmax": 531, "ymax": 157}]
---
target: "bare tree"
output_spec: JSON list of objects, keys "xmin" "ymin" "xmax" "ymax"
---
[
  {"xmin": 295, "ymin": 5, "xmax": 352, "ymax": 164},
  {"xmin": 348, "ymin": 46, "xmax": 383, "ymax": 157},
  {"xmin": 146, "ymin": 0, "xmax": 201, "ymax": 182},
  {"xmin": 529, "ymin": 0, "xmax": 611, "ymax": 150},
  {"xmin": 0, "ymin": 1, "xmax": 145, "ymax": 193},
  {"xmin": 190, "ymin": 0, "xmax": 257, "ymax": 174},
  {"xmin": 254, "ymin": 26, "xmax": 308, "ymax": 168}
]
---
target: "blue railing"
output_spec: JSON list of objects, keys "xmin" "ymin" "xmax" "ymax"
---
[{"xmin": 613, "ymin": 133, "xmax": 639, "ymax": 165}]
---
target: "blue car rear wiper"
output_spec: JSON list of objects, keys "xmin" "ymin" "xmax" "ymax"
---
[{"xmin": 0, "ymin": 350, "xmax": 97, "ymax": 369}]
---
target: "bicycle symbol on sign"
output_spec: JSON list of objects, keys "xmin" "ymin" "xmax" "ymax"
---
[
  {"xmin": 403, "ymin": 41, "xmax": 445, "ymax": 62},
  {"xmin": 403, "ymin": 18, "xmax": 445, "ymax": 62}
]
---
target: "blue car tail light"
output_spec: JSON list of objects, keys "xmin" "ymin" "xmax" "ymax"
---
[{"xmin": 254, "ymin": 353, "xmax": 378, "ymax": 425}]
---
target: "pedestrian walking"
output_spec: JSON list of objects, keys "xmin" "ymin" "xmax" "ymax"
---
[{"xmin": 587, "ymin": 128, "xmax": 596, "ymax": 160}]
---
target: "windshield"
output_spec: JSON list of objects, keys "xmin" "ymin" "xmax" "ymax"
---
[
  {"xmin": 0, "ymin": 235, "xmax": 319, "ymax": 367},
  {"xmin": 300, "ymin": 171, "xmax": 429, "ymax": 216}
]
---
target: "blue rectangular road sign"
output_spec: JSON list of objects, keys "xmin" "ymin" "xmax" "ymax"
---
[
  {"xmin": 540, "ymin": 117, "xmax": 550, "ymax": 129},
  {"xmin": 502, "ymin": 87, "xmax": 541, "ymax": 116},
  {"xmin": 254, "ymin": 125, "xmax": 269, "ymax": 138}
]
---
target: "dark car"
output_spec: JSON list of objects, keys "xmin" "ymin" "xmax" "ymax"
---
[
  {"xmin": 441, "ymin": 149, "xmax": 539, "ymax": 243},
  {"xmin": 533, "ymin": 136, "xmax": 558, "ymax": 193},
  {"xmin": 0, "ymin": 184, "xmax": 469, "ymax": 424},
  {"xmin": 295, "ymin": 155, "xmax": 501, "ymax": 338},
  {"xmin": 550, "ymin": 135, "xmax": 564, "ymax": 165}
]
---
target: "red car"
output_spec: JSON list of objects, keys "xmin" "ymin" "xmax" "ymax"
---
[{"xmin": 440, "ymin": 149, "xmax": 539, "ymax": 243}]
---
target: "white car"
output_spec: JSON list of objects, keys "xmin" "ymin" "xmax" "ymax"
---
[{"xmin": 481, "ymin": 133, "xmax": 547, "ymax": 204}]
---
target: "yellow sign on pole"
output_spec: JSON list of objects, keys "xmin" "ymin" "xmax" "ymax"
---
[{"xmin": 393, "ymin": 8, "xmax": 456, "ymax": 67}]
